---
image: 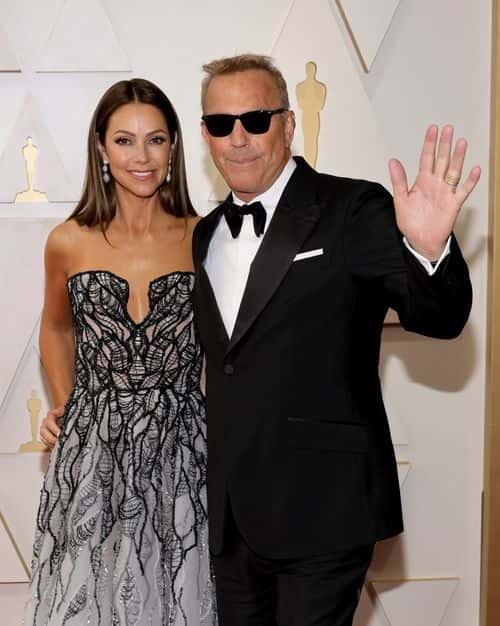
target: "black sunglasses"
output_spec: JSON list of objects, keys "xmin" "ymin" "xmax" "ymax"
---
[{"xmin": 202, "ymin": 108, "xmax": 287, "ymax": 137}]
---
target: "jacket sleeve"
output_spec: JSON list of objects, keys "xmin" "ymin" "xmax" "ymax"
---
[{"xmin": 343, "ymin": 180, "xmax": 472, "ymax": 339}]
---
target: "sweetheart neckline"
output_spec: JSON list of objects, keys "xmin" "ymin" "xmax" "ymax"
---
[
  {"xmin": 67, "ymin": 268, "xmax": 195, "ymax": 285},
  {"xmin": 67, "ymin": 269, "xmax": 195, "ymax": 328}
]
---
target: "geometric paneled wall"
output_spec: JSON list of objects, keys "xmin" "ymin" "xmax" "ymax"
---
[
  {"xmin": 0, "ymin": 1, "xmax": 490, "ymax": 625},
  {"xmin": 336, "ymin": 0, "xmax": 400, "ymax": 72}
]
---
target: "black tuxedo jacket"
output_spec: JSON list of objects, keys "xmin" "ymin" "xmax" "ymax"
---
[{"xmin": 192, "ymin": 157, "xmax": 472, "ymax": 558}]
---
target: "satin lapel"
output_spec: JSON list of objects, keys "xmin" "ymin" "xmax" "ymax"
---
[
  {"xmin": 196, "ymin": 266, "xmax": 230, "ymax": 345},
  {"xmin": 193, "ymin": 204, "xmax": 225, "ymax": 268},
  {"xmin": 193, "ymin": 205, "xmax": 230, "ymax": 346},
  {"xmin": 227, "ymin": 183, "xmax": 321, "ymax": 354}
]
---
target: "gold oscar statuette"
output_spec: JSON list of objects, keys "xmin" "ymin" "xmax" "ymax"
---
[
  {"xmin": 19, "ymin": 389, "xmax": 47, "ymax": 452},
  {"xmin": 14, "ymin": 136, "xmax": 48, "ymax": 203},
  {"xmin": 296, "ymin": 62, "xmax": 327, "ymax": 169}
]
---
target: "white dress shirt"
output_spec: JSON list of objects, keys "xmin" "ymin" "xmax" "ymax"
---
[
  {"xmin": 204, "ymin": 159, "xmax": 297, "ymax": 337},
  {"xmin": 204, "ymin": 157, "xmax": 450, "ymax": 336}
]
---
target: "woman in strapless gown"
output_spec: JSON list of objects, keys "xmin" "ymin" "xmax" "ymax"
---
[{"xmin": 24, "ymin": 79, "xmax": 216, "ymax": 626}]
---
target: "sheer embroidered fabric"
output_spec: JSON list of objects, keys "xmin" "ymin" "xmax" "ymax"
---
[{"xmin": 25, "ymin": 271, "xmax": 216, "ymax": 626}]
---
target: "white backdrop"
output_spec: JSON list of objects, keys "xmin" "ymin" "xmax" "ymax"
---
[{"xmin": 0, "ymin": 1, "xmax": 491, "ymax": 625}]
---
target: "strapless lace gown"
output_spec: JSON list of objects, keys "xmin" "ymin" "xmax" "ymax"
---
[{"xmin": 24, "ymin": 270, "xmax": 216, "ymax": 626}]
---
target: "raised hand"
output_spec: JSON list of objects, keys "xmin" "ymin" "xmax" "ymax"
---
[{"xmin": 388, "ymin": 125, "xmax": 481, "ymax": 260}]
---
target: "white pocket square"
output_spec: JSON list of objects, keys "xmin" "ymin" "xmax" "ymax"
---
[{"xmin": 293, "ymin": 248, "xmax": 324, "ymax": 262}]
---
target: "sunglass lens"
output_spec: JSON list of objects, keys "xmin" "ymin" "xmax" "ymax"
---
[
  {"xmin": 240, "ymin": 111, "xmax": 271, "ymax": 134},
  {"xmin": 204, "ymin": 115, "xmax": 235, "ymax": 137}
]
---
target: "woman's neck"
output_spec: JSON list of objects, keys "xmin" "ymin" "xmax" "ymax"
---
[{"xmin": 111, "ymin": 190, "xmax": 167, "ymax": 239}]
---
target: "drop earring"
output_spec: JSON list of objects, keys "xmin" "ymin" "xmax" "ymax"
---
[
  {"xmin": 166, "ymin": 157, "xmax": 172, "ymax": 184},
  {"xmin": 102, "ymin": 158, "xmax": 110, "ymax": 184}
]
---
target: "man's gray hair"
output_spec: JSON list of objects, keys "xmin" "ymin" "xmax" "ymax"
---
[{"xmin": 201, "ymin": 54, "xmax": 290, "ymax": 111}]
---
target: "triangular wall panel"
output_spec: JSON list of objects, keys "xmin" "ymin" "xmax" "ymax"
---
[
  {"xmin": 0, "ymin": 26, "xmax": 20, "ymax": 72},
  {"xmin": 335, "ymin": 0, "xmax": 400, "ymax": 72},
  {"xmin": 372, "ymin": 578, "xmax": 459, "ymax": 626},
  {"xmin": 354, "ymin": 584, "xmax": 390, "ymax": 626},
  {"xmin": 0, "ymin": 96, "xmax": 75, "ymax": 202},
  {"xmin": 397, "ymin": 462, "xmax": 410, "ymax": 488},
  {"xmin": 36, "ymin": 0, "xmax": 130, "ymax": 72},
  {"xmin": 386, "ymin": 408, "xmax": 409, "ymax": 447},
  {"xmin": 0, "ymin": 583, "xmax": 31, "ymax": 623},
  {"xmin": 272, "ymin": 0, "xmax": 391, "ymax": 187},
  {"xmin": 0, "ymin": 319, "xmax": 51, "ymax": 454},
  {"xmin": 0, "ymin": 453, "xmax": 48, "ymax": 569},
  {"xmin": 0, "ymin": 511, "xmax": 30, "ymax": 582}
]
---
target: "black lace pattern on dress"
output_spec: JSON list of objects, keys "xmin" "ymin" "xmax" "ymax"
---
[{"xmin": 25, "ymin": 271, "xmax": 216, "ymax": 626}]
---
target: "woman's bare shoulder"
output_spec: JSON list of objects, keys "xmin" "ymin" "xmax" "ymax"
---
[{"xmin": 45, "ymin": 219, "xmax": 91, "ymax": 261}]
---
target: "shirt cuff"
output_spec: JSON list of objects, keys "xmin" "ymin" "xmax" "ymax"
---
[{"xmin": 403, "ymin": 236, "xmax": 451, "ymax": 276}]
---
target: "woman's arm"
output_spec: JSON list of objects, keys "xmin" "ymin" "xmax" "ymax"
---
[{"xmin": 39, "ymin": 224, "xmax": 75, "ymax": 411}]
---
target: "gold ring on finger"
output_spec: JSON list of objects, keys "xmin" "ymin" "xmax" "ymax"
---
[{"xmin": 445, "ymin": 172, "xmax": 460, "ymax": 187}]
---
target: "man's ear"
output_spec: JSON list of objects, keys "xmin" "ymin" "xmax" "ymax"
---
[
  {"xmin": 201, "ymin": 121, "xmax": 210, "ymax": 145},
  {"xmin": 284, "ymin": 111, "xmax": 296, "ymax": 149}
]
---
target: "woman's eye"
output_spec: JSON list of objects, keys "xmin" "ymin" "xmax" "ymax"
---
[
  {"xmin": 150, "ymin": 136, "xmax": 166, "ymax": 145},
  {"xmin": 115, "ymin": 136, "xmax": 131, "ymax": 145}
]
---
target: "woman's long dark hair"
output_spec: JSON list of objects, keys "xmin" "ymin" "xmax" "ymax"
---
[{"xmin": 69, "ymin": 78, "xmax": 196, "ymax": 231}]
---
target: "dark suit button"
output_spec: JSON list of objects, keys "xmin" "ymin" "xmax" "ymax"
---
[{"xmin": 224, "ymin": 364, "xmax": 234, "ymax": 375}]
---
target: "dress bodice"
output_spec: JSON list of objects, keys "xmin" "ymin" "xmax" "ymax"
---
[{"xmin": 67, "ymin": 270, "xmax": 201, "ymax": 395}]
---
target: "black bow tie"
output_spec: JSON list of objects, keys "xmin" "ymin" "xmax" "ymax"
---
[{"xmin": 223, "ymin": 200, "xmax": 267, "ymax": 239}]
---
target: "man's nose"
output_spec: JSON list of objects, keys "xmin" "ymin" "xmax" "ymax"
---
[{"xmin": 229, "ymin": 119, "xmax": 249, "ymax": 147}]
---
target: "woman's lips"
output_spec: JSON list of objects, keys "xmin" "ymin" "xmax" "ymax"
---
[{"xmin": 129, "ymin": 170, "xmax": 155, "ymax": 181}]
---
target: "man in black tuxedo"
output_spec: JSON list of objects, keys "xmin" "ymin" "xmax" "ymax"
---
[{"xmin": 193, "ymin": 54, "xmax": 480, "ymax": 626}]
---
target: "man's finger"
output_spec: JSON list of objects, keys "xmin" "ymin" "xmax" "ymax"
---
[
  {"xmin": 388, "ymin": 158, "xmax": 409, "ymax": 200},
  {"xmin": 455, "ymin": 165, "xmax": 482, "ymax": 207},
  {"xmin": 447, "ymin": 138, "xmax": 467, "ymax": 179},
  {"xmin": 419, "ymin": 125, "xmax": 438, "ymax": 174},
  {"xmin": 435, "ymin": 125, "xmax": 454, "ymax": 178}
]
